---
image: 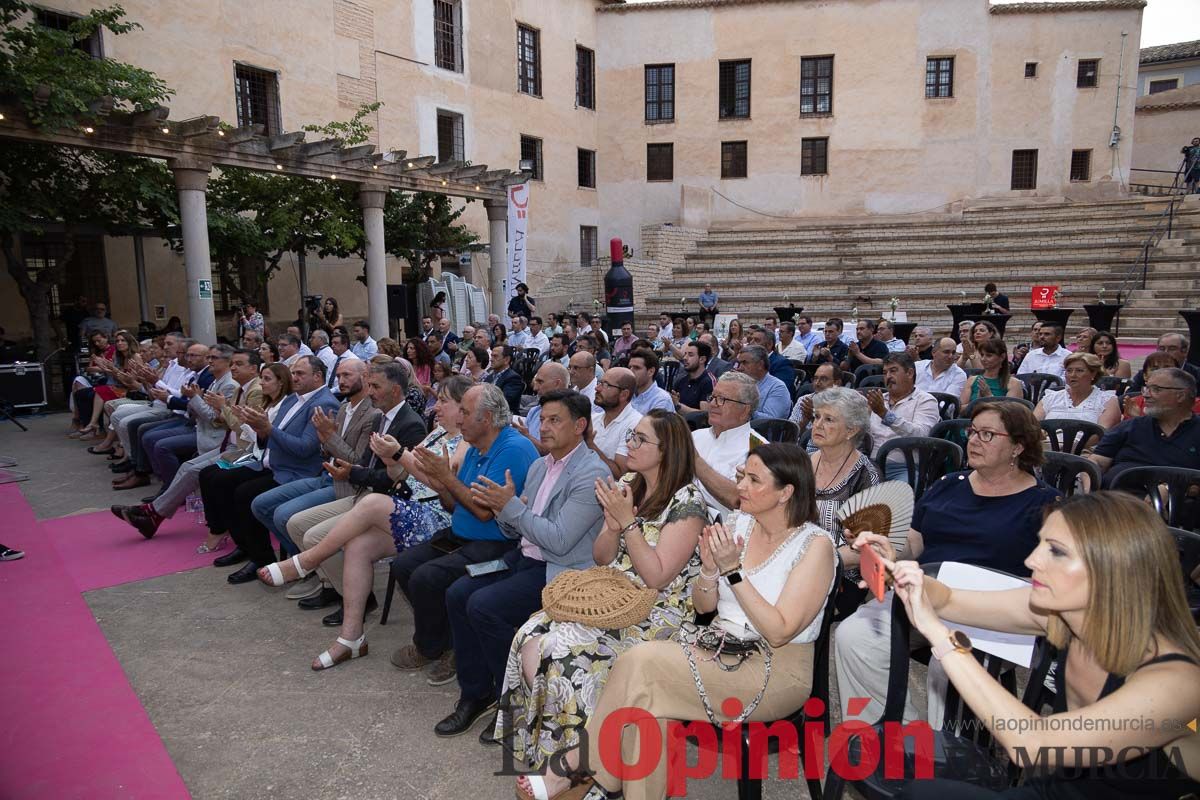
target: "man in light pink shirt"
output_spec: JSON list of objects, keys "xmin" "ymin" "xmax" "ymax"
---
[{"xmin": 434, "ymin": 390, "xmax": 611, "ymax": 740}]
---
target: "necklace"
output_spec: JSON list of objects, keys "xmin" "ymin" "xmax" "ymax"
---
[{"xmin": 815, "ymin": 446, "xmax": 856, "ymax": 491}]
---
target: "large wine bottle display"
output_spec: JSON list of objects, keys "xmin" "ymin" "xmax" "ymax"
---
[{"xmin": 604, "ymin": 237, "xmax": 634, "ymax": 331}]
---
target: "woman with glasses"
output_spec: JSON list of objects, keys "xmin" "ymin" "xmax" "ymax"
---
[
  {"xmin": 835, "ymin": 399, "xmax": 1060, "ymax": 725},
  {"xmin": 498, "ymin": 409, "xmax": 707, "ymax": 774}
]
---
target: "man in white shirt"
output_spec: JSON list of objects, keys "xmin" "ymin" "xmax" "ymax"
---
[
  {"xmin": 547, "ymin": 333, "xmax": 570, "ymax": 367},
  {"xmin": 1016, "ymin": 324, "xmax": 1070, "ymax": 380},
  {"xmin": 568, "ymin": 351, "xmax": 598, "ymax": 407},
  {"xmin": 628, "ymin": 350, "xmax": 675, "ymax": 414},
  {"xmin": 692, "ymin": 371, "xmax": 757, "ymax": 517},
  {"xmin": 875, "ymin": 321, "xmax": 908, "ymax": 353},
  {"xmin": 526, "ymin": 317, "xmax": 551, "ymax": 357},
  {"xmin": 508, "ymin": 316, "xmax": 532, "ymax": 350},
  {"xmin": 867, "ymin": 353, "xmax": 941, "ymax": 480},
  {"xmin": 776, "ymin": 321, "xmax": 809, "ymax": 360},
  {"xmin": 287, "ymin": 326, "xmax": 314, "ymax": 357},
  {"xmin": 588, "ymin": 367, "xmax": 642, "ymax": 477},
  {"xmin": 657, "ymin": 313, "xmax": 674, "ymax": 343},
  {"xmin": 915, "ymin": 337, "xmax": 967, "ymax": 397},
  {"xmin": 310, "ymin": 329, "xmax": 337, "ymax": 377},
  {"xmin": 350, "ymin": 320, "xmax": 378, "ymax": 360},
  {"xmin": 325, "ymin": 331, "xmax": 361, "ymax": 389},
  {"xmin": 109, "ymin": 334, "xmax": 197, "ymax": 457}
]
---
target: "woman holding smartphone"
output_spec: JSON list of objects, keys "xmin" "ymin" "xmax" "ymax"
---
[
  {"xmin": 256, "ymin": 374, "xmax": 474, "ymax": 670},
  {"xmin": 889, "ymin": 492, "xmax": 1200, "ymax": 799}
]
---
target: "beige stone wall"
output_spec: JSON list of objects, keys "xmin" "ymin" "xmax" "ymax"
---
[
  {"xmin": 1132, "ymin": 105, "xmax": 1200, "ymax": 181},
  {"xmin": 594, "ymin": 0, "xmax": 1142, "ymax": 249}
]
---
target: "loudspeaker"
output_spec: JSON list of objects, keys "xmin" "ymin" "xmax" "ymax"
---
[
  {"xmin": 0, "ymin": 363, "xmax": 48, "ymax": 408},
  {"xmin": 386, "ymin": 284, "xmax": 408, "ymax": 319}
]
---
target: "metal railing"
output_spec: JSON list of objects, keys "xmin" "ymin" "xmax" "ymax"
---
[{"xmin": 1115, "ymin": 192, "xmax": 1183, "ymax": 314}]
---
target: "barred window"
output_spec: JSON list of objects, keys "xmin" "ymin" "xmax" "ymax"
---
[
  {"xmin": 35, "ymin": 8, "xmax": 102, "ymax": 57},
  {"xmin": 801, "ymin": 138, "xmax": 828, "ymax": 176},
  {"xmin": 520, "ymin": 135, "xmax": 543, "ymax": 181},
  {"xmin": 800, "ymin": 56, "xmax": 833, "ymax": 115},
  {"xmin": 647, "ymin": 143, "xmax": 673, "ymax": 182},
  {"xmin": 580, "ymin": 226, "xmax": 598, "ymax": 268},
  {"xmin": 1025, "ymin": 62, "xmax": 1038, "ymax": 79},
  {"xmin": 433, "ymin": 0, "xmax": 462, "ymax": 72},
  {"xmin": 1148, "ymin": 78, "xmax": 1179, "ymax": 94},
  {"xmin": 645, "ymin": 64, "xmax": 675, "ymax": 122},
  {"xmin": 721, "ymin": 141, "xmax": 747, "ymax": 179},
  {"xmin": 1077, "ymin": 59, "xmax": 1099, "ymax": 88},
  {"xmin": 234, "ymin": 64, "xmax": 281, "ymax": 135},
  {"xmin": 578, "ymin": 148, "xmax": 596, "ymax": 188},
  {"xmin": 719, "ymin": 59, "xmax": 751, "ymax": 119},
  {"xmin": 437, "ymin": 110, "xmax": 464, "ymax": 163},
  {"xmin": 925, "ymin": 56, "xmax": 953, "ymax": 99},
  {"xmin": 517, "ymin": 24, "xmax": 541, "ymax": 96},
  {"xmin": 576, "ymin": 46, "xmax": 595, "ymax": 110},
  {"xmin": 1011, "ymin": 149, "xmax": 1038, "ymax": 190},
  {"xmin": 1070, "ymin": 149, "xmax": 1091, "ymax": 182}
]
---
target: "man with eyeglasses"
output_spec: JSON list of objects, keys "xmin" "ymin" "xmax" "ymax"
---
[
  {"xmin": 1090, "ymin": 368, "xmax": 1200, "ymax": 489},
  {"xmin": 587, "ymin": 367, "xmax": 642, "ymax": 478},
  {"xmin": 568, "ymin": 351, "xmax": 598, "ymax": 407},
  {"xmin": 692, "ymin": 371, "xmax": 758, "ymax": 516},
  {"xmin": 1129, "ymin": 333, "xmax": 1200, "ymax": 393}
]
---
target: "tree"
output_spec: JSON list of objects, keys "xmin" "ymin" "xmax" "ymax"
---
[
  {"xmin": 0, "ymin": 1, "xmax": 176, "ymax": 359},
  {"xmin": 383, "ymin": 191, "xmax": 478, "ymax": 283}
]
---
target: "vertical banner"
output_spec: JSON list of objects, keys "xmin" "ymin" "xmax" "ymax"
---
[{"xmin": 506, "ymin": 183, "xmax": 529, "ymax": 299}]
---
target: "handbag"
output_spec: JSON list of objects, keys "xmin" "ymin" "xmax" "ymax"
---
[
  {"xmin": 541, "ymin": 566, "xmax": 658, "ymax": 629},
  {"xmin": 677, "ymin": 621, "xmax": 772, "ymax": 724}
]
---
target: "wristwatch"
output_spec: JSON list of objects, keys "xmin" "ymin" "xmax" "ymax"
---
[
  {"xmin": 724, "ymin": 569, "xmax": 743, "ymax": 585},
  {"xmin": 882, "ymin": 410, "xmax": 898, "ymax": 427},
  {"xmin": 931, "ymin": 630, "xmax": 972, "ymax": 661}
]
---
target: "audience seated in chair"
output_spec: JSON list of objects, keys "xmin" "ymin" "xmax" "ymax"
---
[
  {"xmin": 512, "ymin": 362, "xmax": 568, "ymax": 456},
  {"xmin": 587, "ymin": 367, "xmax": 642, "ymax": 479},
  {"xmin": 836, "ymin": 400, "xmax": 1060, "ymax": 726},
  {"xmin": 1129, "ymin": 332, "xmax": 1200, "ymax": 393},
  {"xmin": 1033, "ymin": 352, "xmax": 1120, "ymax": 446},
  {"xmin": 487, "ymin": 344, "xmax": 525, "ymax": 416},
  {"xmin": 916, "ymin": 337, "xmax": 967, "ymax": 398},
  {"xmin": 1016, "ymin": 323, "xmax": 1069, "ymax": 380},
  {"xmin": 960, "ymin": 337, "xmax": 1023, "ymax": 407},
  {"xmin": 519, "ymin": 444, "xmax": 837, "ymax": 800},
  {"xmin": 734, "ymin": 346, "xmax": 791, "ymax": 420},
  {"xmin": 789, "ymin": 362, "xmax": 842, "ymax": 443},
  {"xmin": 692, "ymin": 371, "xmax": 757, "ymax": 517},
  {"xmin": 866, "ymin": 353, "xmax": 940, "ymax": 481},
  {"xmin": 627, "ymin": 349, "xmax": 675, "ymax": 415}
]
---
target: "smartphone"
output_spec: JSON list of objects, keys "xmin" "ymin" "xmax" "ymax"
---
[
  {"xmin": 859, "ymin": 543, "xmax": 889, "ymax": 603},
  {"xmin": 466, "ymin": 559, "xmax": 510, "ymax": 578},
  {"xmin": 430, "ymin": 529, "xmax": 462, "ymax": 555}
]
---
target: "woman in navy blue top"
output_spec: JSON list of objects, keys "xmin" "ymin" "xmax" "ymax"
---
[{"xmin": 836, "ymin": 400, "xmax": 1060, "ymax": 724}]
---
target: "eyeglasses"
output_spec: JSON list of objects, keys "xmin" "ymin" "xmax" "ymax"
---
[
  {"xmin": 624, "ymin": 430, "xmax": 661, "ymax": 450},
  {"xmin": 966, "ymin": 426, "xmax": 1010, "ymax": 443},
  {"xmin": 1145, "ymin": 384, "xmax": 1186, "ymax": 394},
  {"xmin": 710, "ymin": 394, "xmax": 750, "ymax": 408}
]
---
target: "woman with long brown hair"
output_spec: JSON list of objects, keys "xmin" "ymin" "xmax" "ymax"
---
[
  {"xmin": 78, "ymin": 330, "xmax": 142, "ymax": 437},
  {"xmin": 497, "ymin": 409, "xmax": 708, "ymax": 772},
  {"xmin": 960, "ymin": 336, "xmax": 1023, "ymax": 405},
  {"xmin": 889, "ymin": 492, "xmax": 1200, "ymax": 799}
]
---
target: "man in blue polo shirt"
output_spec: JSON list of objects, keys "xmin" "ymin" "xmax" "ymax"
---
[
  {"xmin": 389, "ymin": 383, "xmax": 539, "ymax": 679},
  {"xmin": 1091, "ymin": 368, "xmax": 1200, "ymax": 489}
]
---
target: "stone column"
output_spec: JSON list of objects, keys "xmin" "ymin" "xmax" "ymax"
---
[
  {"xmin": 485, "ymin": 199, "xmax": 508, "ymax": 318},
  {"xmin": 171, "ymin": 160, "xmax": 216, "ymax": 343},
  {"xmin": 358, "ymin": 184, "xmax": 389, "ymax": 339}
]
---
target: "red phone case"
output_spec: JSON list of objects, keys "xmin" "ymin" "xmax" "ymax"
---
[{"xmin": 860, "ymin": 543, "xmax": 887, "ymax": 602}]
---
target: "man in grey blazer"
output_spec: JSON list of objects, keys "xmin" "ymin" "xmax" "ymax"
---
[
  {"xmin": 145, "ymin": 344, "xmax": 240, "ymax": 488},
  {"xmin": 434, "ymin": 389, "xmax": 610, "ymax": 738}
]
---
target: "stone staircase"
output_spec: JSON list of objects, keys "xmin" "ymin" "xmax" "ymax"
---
[{"xmin": 643, "ymin": 196, "xmax": 1200, "ymax": 343}]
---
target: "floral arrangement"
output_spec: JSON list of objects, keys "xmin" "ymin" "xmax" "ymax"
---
[
  {"xmin": 1097, "ymin": 287, "xmax": 1107, "ymax": 305},
  {"xmin": 889, "ymin": 297, "xmax": 899, "ymax": 313}
]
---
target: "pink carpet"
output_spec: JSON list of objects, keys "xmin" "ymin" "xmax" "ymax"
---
[
  {"xmin": 42, "ymin": 508, "xmax": 214, "ymax": 593},
  {"xmin": 0, "ymin": 484, "xmax": 192, "ymax": 800}
]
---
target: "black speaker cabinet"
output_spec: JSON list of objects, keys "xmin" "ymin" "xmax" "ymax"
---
[
  {"xmin": 0, "ymin": 362, "xmax": 48, "ymax": 408},
  {"xmin": 386, "ymin": 284, "xmax": 408, "ymax": 319}
]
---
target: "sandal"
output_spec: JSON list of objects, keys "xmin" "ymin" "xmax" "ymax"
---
[
  {"xmin": 88, "ymin": 445, "xmax": 116, "ymax": 456},
  {"xmin": 516, "ymin": 773, "xmax": 594, "ymax": 800},
  {"xmin": 1, "ymin": 545, "xmax": 25, "ymax": 562},
  {"xmin": 257, "ymin": 554, "xmax": 310, "ymax": 586},
  {"xmin": 196, "ymin": 535, "xmax": 229, "ymax": 555},
  {"xmin": 312, "ymin": 635, "xmax": 368, "ymax": 671}
]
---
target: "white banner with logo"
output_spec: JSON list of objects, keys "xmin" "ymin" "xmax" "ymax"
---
[{"xmin": 506, "ymin": 183, "xmax": 529, "ymax": 299}]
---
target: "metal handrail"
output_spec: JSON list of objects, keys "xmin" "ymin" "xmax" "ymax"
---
[{"xmin": 1115, "ymin": 157, "xmax": 1189, "ymax": 310}]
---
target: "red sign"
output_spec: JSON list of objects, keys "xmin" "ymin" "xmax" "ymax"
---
[{"xmin": 1031, "ymin": 285, "xmax": 1058, "ymax": 310}]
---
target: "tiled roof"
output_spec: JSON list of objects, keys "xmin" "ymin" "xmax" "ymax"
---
[
  {"xmin": 1140, "ymin": 39, "xmax": 1200, "ymax": 65},
  {"xmin": 1136, "ymin": 83, "xmax": 1200, "ymax": 112},
  {"xmin": 990, "ymin": 1, "xmax": 1144, "ymax": 14}
]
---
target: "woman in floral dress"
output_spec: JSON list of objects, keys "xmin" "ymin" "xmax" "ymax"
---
[{"xmin": 497, "ymin": 409, "xmax": 708, "ymax": 769}]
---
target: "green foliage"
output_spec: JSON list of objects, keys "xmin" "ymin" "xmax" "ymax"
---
[
  {"xmin": 383, "ymin": 192, "xmax": 478, "ymax": 283},
  {"xmin": 301, "ymin": 102, "xmax": 381, "ymax": 147},
  {"xmin": 0, "ymin": 1, "xmax": 173, "ymax": 130}
]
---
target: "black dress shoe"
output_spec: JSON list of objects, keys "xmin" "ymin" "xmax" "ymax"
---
[
  {"xmin": 213, "ymin": 548, "xmax": 247, "ymax": 568},
  {"xmin": 298, "ymin": 587, "xmax": 341, "ymax": 610},
  {"xmin": 479, "ymin": 712, "xmax": 502, "ymax": 746},
  {"xmin": 321, "ymin": 592, "xmax": 378, "ymax": 627},
  {"xmin": 227, "ymin": 562, "xmax": 259, "ymax": 584},
  {"xmin": 434, "ymin": 696, "xmax": 498, "ymax": 738}
]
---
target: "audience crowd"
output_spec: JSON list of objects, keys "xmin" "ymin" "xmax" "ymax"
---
[{"xmin": 61, "ymin": 297, "xmax": 1199, "ymax": 799}]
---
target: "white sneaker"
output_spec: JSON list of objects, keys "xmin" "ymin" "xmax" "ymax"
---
[{"xmin": 285, "ymin": 572, "xmax": 322, "ymax": 600}]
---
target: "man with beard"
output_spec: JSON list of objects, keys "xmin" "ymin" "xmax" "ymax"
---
[
  {"xmin": 587, "ymin": 366, "xmax": 642, "ymax": 478},
  {"xmin": 672, "ymin": 340, "xmax": 714, "ymax": 414}
]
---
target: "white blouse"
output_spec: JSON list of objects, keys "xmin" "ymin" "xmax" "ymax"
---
[
  {"xmin": 1041, "ymin": 386, "xmax": 1114, "ymax": 425},
  {"xmin": 715, "ymin": 513, "xmax": 836, "ymax": 645}
]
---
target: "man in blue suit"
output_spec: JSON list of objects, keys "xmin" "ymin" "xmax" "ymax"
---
[
  {"xmin": 203, "ymin": 356, "xmax": 341, "ymax": 583},
  {"xmin": 487, "ymin": 344, "xmax": 525, "ymax": 416}
]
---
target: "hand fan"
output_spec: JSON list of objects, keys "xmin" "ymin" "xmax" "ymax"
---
[{"xmin": 837, "ymin": 480, "xmax": 914, "ymax": 552}]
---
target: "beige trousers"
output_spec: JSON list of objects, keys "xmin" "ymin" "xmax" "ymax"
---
[
  {"xmin": 584, "ymin": 639, "xmax": 814, "ymax": 800},
  {"xmin": 285, "ymin": 495, "xmax": 356, "ymax": 594}
]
